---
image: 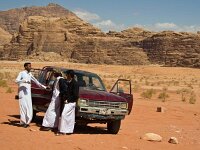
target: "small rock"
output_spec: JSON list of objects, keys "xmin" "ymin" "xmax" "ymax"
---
[
  {"xmin": 168, "ymin": 137, "xmax": 178, "ymax": 144},
  {"xmin": 157, "ymin": 106, "xmax": 166, "ymax": 113},
  {"xmin": 175, "ymin": 130, "xmax": 181, "ymax": 133},
  {"xmin": 142, "ymin": 133, "xmax": 162, "ymax": 142},
  {"xmin": 122, "ymin": 146, "xmax": 128, "ymax": 149}
]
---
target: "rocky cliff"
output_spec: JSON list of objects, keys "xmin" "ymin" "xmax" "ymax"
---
[
  {"xmin": 0, "ymin": 4, "xmax": 200, "ymax": 68},
  {"xmin": 2, "ymin": 15, "xmax": 149, "ymax": 65},
  {"xmin": 142, "ymin": 31, "xmax": 200, "ymax": 67},
  {"xmin": 0, "ymin": 27, "xmax": 12, "ymax": 56}
]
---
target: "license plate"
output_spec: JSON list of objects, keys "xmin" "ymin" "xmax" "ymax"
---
[
  {"xmin": 99, "ymin": 109, "xmax": 107, "ymax": 115},
  {"xmin": 99, "ymin": 109, "xmax": 111, "ymax": 115}
]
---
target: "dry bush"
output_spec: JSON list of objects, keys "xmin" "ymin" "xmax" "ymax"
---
[
  {"xmin": 158, "ymin": 87, "xmax": 169, "ymax": 102},
  {"xmin": 4, "ymin": 72, "xmax": 12, "ymax": 79},
  {"xmin": 133, "ymin": 84, "xmax": 141, "ymax": 92},
  {"xmin": 6, "ymin": 87, "xmax": 13, "ymax": 93},
  {"xmin": 176, "ymin": 88, "xmax": 191, "ymax": 102},
  {"xmin": 141, "ymin": 89, "xmax": 156, "ymax": 99},
  {"xmin": 145, "ymin": 80, "xmax": 150, "ymax": 86},
  {"xmin": 0, "ymin": 80, "xmax": 8, "ymax": 87},
  {"xmin": 187, "ymin": 83, "xmax": 193, "ymax": 89},
  {"xmin": 158, "ymin": 92, "xmax": 169, "ymax": 102},
  {"xmin": 0, "ymin": 72, "xmax": 4, "ymax": 80},
  {"xmin": 189, "ymin": 92, "xmax": 196, "ymax": 104}
]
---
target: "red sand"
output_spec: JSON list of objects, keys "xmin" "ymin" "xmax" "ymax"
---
[{"xmin": 0, "ymin": 85, "xmax": 199, "ymax": 150}]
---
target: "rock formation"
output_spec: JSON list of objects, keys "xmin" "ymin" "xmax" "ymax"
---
[
  {"xmin": 0, "ymin": 27, "xmax": 12, "ymax": 57},
  {"xmin": 142, "ymin": 31, "xmax": 200, "ymax": 68},
  {"xmin": 0, "ymin": 3, "xmax": 200, "ymax": 68},
  {"xmin": 1, "ymin": 14, "xmax": 150, "ymax": 65}
]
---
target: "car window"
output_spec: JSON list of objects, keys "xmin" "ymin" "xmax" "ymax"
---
[{"xmin": 76, "ymin": 73, "xmax": 106, "ymax": 91}]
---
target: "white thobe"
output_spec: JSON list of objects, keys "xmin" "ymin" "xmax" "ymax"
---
[
  {"xmin": 15, "ymin": 70, "xmax": 46, "ymax": 124},
  {"xmin": 58, "ymin": 102, "xmax": 76, "ymax": 134},
  {"xmin": 42, "ymin": 76, "xmax": 63, "ymax": 128}
]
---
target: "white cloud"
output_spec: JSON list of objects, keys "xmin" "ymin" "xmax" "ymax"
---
[
  {"xmin": 155, "ymin": 23, "xmax": 177, "ymax": 29},
  {"xmin": 133, "ymin": 23, "xmax": 200, "ymax": 33},
  {"xmin": 73, "ymin": 9, "xmax": 100, "ymax": 22},
  {"xmin": 73, "ymin": 9, "xmax": 126, "ymax": 32},
  {"xmin": 94, "ymin": 20, "xmax": 126, "ymax": 32},
  {"xmin": 72, "ymin": 9, "xmax": 200, "ymax": 33}
]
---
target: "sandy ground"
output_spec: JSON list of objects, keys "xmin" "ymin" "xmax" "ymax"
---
[{"xmin": 0, "ymin": 61, "xmax": 200, "ymax": 150}]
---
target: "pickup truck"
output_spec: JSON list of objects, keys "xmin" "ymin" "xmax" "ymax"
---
[{"xmin": 31, "ymin": 66, "xmax": 133, "ymax": 134}]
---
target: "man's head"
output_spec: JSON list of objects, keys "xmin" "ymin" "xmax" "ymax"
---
[
  {"xmin": 24, "ymin": 62, "xmax": 31, "ymax": 72},
  {"xmin": 53, "ymin": 69, "xmax": 62, "ymax": 78},
  {"xmin": 65, "ymin": 70, "xmax": 75, "ymax": 81}
]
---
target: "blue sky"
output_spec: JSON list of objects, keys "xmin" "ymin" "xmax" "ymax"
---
[{"xmin": 0, "ymin": 0, "xmax": 200, "ymax": 33}]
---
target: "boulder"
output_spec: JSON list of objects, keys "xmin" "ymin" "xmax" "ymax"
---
[{"xmin": 141, "ymin": 133, "xmax": 162, "ymax": 142}]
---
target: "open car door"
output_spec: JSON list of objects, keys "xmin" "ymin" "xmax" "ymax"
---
[
  {"xmin": 31, "ymin": 68, "xmax": 53, "ymax": 108},
  {"xmin": 110, "ymin": 79, "xmax": 133, "ymax": 114}
]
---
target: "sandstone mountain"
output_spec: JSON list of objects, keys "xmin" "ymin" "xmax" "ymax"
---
[
  {"xmin": 0, "ymin": 27, "xmax": 12, "ymax": 52},
  {"xmin": 0, "ymin": 3, "xmax": 75, "ymax": 34},
  {"xmin": 0, "ymin": 3, "xmax": 200, "ymax": 68}
]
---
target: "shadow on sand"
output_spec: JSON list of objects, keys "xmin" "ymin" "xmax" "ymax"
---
[{"xmin": 2, "ymin": 114, "xmax": 110, "ymax": 134}]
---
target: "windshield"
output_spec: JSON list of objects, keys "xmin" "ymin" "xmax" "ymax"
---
[{"xmin": 75, "ymin": 72, "xmax": 106, "ymax": 91}]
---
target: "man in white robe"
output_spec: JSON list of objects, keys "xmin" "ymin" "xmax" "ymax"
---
[
  {"xmin": 40, "ymin": 71, "xmax": 63, "ymax": 131},
  {"xmin": 15, "ymin": 62, "xmax": 46, "ymax": 128},
  {"xmin": 56, "ymin": 70, "xmax": 79, "ymax": 135}
]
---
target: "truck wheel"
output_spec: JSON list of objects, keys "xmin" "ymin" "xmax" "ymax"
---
[{"xmin": 107, "ymin": 120, "xmax": 121, "ymax": 134}]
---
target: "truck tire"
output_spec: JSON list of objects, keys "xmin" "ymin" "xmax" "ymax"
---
[{"xmin": 107, "ymin": 120, "xmax": 121, "ymax": 134}]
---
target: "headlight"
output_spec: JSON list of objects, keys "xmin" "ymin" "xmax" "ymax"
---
[
  {"xmin": 77, "ymin": 99, "xmax": 88, "ymax": 107},
  {"xmin": 120, "ymin": 103, "xmax": 128, "ymax": 109}
]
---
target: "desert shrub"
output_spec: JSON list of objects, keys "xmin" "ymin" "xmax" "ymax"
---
[
  {"xmin": 139, "ymin": 77, "xmax": 145, "ymax": 82},
  {"xmin": 0, "ymin": 72, "xmax": 4, "ymax": 80},
  {"xmin": 4, "ymin": 72, "xmax": 11, "ymax": 79},
  {"xmin": 158, "ymin": 87, "xmax": 169, "ymax": 102},
  {"xmin": 189, "ymin": 92, "xmax": 196, "ymax": 104},
  {"xmin": 173, "ymin": 80, "xmax": 179, "ymax": 86},
  {"xmin": 158, "ymin": 92, "xmax": 169, "ymax": 102},
  {"xmin": 118, "ymin": 75, "xmax": 123, "ymax": 79},
  {"xmin": 145, "ymin": 80, "xmax": 149, "ymax": 86},
  {"xmin": 176, "ymin": 88, "xmax": 191, "ymax": 102},
  {"xmin": 0, "ymin": 80, "xmax": 8, "ymax": 87},
  {"xmin": 6, "ymin": 87, "xmax": 13, "ymax": 93},
  {"xmin": 133, "ymin": 84, "xmax": 141, "ymax": 92},
  {"xmin": 141, "ymin": 89, "xmax": 156, "ymax": 99},
  {"xmin": 187, "ymin": 83, "xmax": 193, "ymax": 89},
  {"xmin": 126, "ymin": 75, "xmax": 131, "ymax": 79}
]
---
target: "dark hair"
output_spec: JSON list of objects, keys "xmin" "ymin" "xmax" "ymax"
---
[
  {"xmin": 66, "ymin": 70, "xmax": 75, "ymax": 78},
  {"xmin": 54, "ymin": 72, "xmax": 62, "ymax": 77},
  {"xmin": 24, "ymin": 62, "xmax": 31, "ymax": 67},
  {"xmin": 24, "ymin": 63, "xmax": 31, "ymax": 67}
]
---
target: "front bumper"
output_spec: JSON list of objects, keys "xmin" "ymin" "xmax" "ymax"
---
[{"xmin": 77, "ymin": 106, "xmax": 128, "ymax": 120}]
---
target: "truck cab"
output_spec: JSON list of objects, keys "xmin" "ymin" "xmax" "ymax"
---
[{"xmin": 31, "ymin": 66, "xmax": 133, "ymax": 134}]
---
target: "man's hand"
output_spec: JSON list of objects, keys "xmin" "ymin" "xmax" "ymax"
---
[
  {"xmin": 23, "ymin": 80, "xmax": 31, "ymax": 84},
  {"xmin": 46, "ymin": 86, "xmax": 51, "ymax": 90}
]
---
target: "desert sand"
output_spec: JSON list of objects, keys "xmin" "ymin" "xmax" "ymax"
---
[{"xmin": 0, "ymin": 61, "xmax": 200, "ymax": 150}]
